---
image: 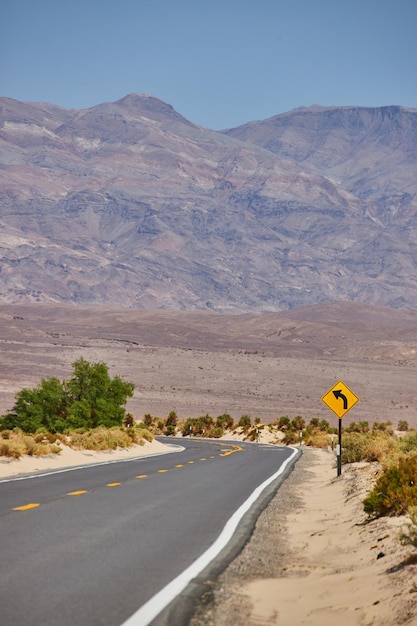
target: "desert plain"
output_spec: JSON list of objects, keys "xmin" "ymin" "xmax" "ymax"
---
[{"xmin": 1, "ymin": 301, "xmax": 417, "ymax": 429}]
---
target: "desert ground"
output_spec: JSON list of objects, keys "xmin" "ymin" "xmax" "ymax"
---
[
  {"xmin": 1, "ymin": 301, "xmax": 417, "ymax": 625},
  {"xmin": 0, "ymin": 302, "xmax": 417, "ymax": 429}
]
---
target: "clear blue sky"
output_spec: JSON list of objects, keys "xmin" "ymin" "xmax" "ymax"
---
[{"xmin": 1, "ymin": 0, "xmax": 416, "ymax": 129}]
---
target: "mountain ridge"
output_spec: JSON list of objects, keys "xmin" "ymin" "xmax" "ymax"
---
[{"xmin": 1, "ymin": 95, "xmax": 416, "ymax": 311}]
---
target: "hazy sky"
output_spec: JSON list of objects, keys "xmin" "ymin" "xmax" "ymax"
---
[{"xmin": 1, "ymin": 0, "xmax": 416, "ymax": 129}]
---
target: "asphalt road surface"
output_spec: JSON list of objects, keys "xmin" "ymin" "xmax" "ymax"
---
[{"xmin": 0, "ymin": 438, "xmax": 299, "ymax": 626}]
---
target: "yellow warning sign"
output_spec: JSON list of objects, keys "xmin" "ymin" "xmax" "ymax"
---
[{"xmin": 321, "ymin": 380, "xmax": 359, "ymax": 419}]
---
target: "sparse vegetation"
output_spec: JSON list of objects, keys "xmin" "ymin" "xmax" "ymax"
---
[
  {"xmin": 67, "ymin": 425, "xmax": 145, "ymax": 451},
  {"xmin": 0, "ymin": 429, "xmax": 62, "ymax": 458},
  {"xmin": 363, "ymin": 455, "xmax": 417, "ymax": 518},
  {"xmin": 341, "ymin": 430, "xmax": 399, "ymax": 464}
]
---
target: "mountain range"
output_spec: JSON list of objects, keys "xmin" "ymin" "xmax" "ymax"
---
[{"xmin": 1, "ymin": 94, "xmax": 416, "ymax": 311}]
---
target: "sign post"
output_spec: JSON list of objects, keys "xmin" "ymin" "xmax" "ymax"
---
[{"xmin": 321, "ymin": 380, "xmax": 359, "ymax": 476}]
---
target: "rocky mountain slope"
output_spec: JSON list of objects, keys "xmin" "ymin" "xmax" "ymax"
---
[{"xmin": 1, "ymin": 95, "xmax": 416, "ymax": 311}]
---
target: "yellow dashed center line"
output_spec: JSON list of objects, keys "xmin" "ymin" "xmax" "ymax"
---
[
  {"xmin": 13, "ymin": 503, "xmax": 40, "ymax": 511},
  {"xmin": 10, "ymin": 443, "xmax": 242, "ymax": 512}
]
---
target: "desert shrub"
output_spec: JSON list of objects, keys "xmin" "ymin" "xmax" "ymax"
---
[
  {"xmin": 399, "ymin": 432, "xmax": 417, "ymax": 454},
  {"xmin": 143, "ymin": 414, "xmax": 155, "ymax": 428},
  {"xmin": 341, "ymin": 430, "xmax": 398, "ymax": 465},
  {"xmin": 282, "ymin": 429, "xmax": 299, "ymax": 445},
  {"xmin": 181, "ymin": 415, "xmax": 214, "ymax": 437},
  {"xmin": 341, "ymin": 432, "xmax": 371, "ymax": 463},
  {"xmin": 238, "ymin": 414, "xmax": 251, "ymax": 429},
  {"xmin": 0, "ymin": 433, "xmax": 61, "ymax": 458},
  {"xmin": 138, "ymin": 428, "xmax": 153, "ymax": 443},
  {"xmin": 305, "ymin": 431, "xmax": 332, "ymax": 448},
  {"xmin": 372, "ymin": 421, "xmax": 394, "ymax": 435},
  {"xmin": 166, "ymin": 411, "xmax": 178, "ymax": 428},
  {"xmin": 216, "ymin": 413, "xmax": 234, "ymax": 431},
  {"xmin": 292, "ymin": 416, "xmax": 306, "ymax": 430},
  {"xmin": 0, "ymin": 429, "xmax": 11, "ymax": 439},
  {"xmin": 33, "ymin": 431, "xmax": 60, "ymax": 444},
  {"xmin": 165, "ymin": 424, "xmax": 176, "ymax": 436},
  {"xmin": 123, "ymin": 413, "xmax": 135, "ymax": 428},
  {"xmin": 275, "ymin": 416, "xmax": 291, "ymax": 431},
  {"xmin": 399, "ymin": 507, "xmax": 417, "ymax": 549},
  {"xmin": 397, "ymin": 420, "xmax": 409, "ymax": 432},
  {"xmin": 365, "ymin": 431, "xmax": 399, "ymax": 463},
  {"xmin": 363, "ymin": 455, "xmax": 417, "ymax": 518},
  {"xmin": 0, "ymin": 440, "xmax": 24, "ymax": 458},
  {"xmin": 345, "ymin": 421, "xmax": 370, "ymax": 433},
  {"xmin": 68, "ymin": 426, "xmax": 135, "ymax": 451}
]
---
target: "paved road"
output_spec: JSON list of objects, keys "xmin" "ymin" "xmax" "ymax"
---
[{"xmin": 0, "ymin": 438, "xmax": 299, "ymax": 626}]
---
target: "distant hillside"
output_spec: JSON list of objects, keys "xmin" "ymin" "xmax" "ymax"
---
[{"xmin": 0, "ymin": 96, "xmax": 416, "ymax": 311}]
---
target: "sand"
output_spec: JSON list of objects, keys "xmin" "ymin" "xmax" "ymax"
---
[{"xmin": 242, "ymin": 449, "xmax": 417, "ymax": 626}]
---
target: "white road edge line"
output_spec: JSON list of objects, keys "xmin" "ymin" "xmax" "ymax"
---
[{"xmin": 120, "ymin": 446, "xmax": 300, "ymax": 626}]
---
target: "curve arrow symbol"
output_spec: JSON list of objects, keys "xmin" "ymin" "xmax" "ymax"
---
[{"xmin": 333, "ymin": 389, "xmax": 348, "ymax": 410}]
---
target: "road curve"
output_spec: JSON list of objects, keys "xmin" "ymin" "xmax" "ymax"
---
[{"xmin": 0, "ymin": 438, "xmax": 299, "ymax": 626}]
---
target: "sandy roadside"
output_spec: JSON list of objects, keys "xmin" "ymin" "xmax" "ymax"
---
[
  {"xmin": 2, "ymin": 441, "xmax": 416, "ymax": 625},
  {"xmin": 244, "ymin": 449, "xmax": 417, "ymax": 626},
  {"xmin": 0, "ymin": 438, "xmax": 177, "ymax": 479},
  {"xmin": 190, "ymin": 447, "xmax": 417, "ymax": 626}
]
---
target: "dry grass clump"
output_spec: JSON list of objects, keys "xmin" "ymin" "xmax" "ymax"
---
[
  {"xmin": 0, "ymin": 424, "xmax": 153, "ymax": 457},
  {"xmin": 66, "ymin": 426, "xmax": 143, "ymax": 451},
  {"xmin": 306, "ymin": 431, "xmax": 332, "ymax": 448},
  {"xmin": 0, "ymin": 429, "xmax": 62, "ymax": 458},
  {"xmin": 342, "ymin": 430, "xmax": 400, "ymax": 464}
]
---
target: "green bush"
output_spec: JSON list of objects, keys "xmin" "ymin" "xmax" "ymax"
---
[
  {"xmin": 216, "ymin": 414, "xmax": 234, "ymax": 430},
  {"xmin": 0, "ymin": 358, "xmax": 134, "ymax": 434},
  {"xmin": 291, "ymin": 416, "xmax": 306, "ymax": 430},
  {"xmin": 282, "ymin": 429, "xmax": 299, "ymax": 445},
  {"xmin": 275, "ymin": 416, "xmax": 291, "ymax": 431},
  {"xmin": 238, "ymin": 414, "xmax": 251, "ymax": 429},
  {"xmin": 363, "ymin": 455, "xmax": 417, "ymax": 518},
  {"xmin": 181, "ymin": 415, "xmax": 214, "ymax": 437},
  {"xmin": 166, "ymin": 411, "xmax": 178, "ymax": 428}
]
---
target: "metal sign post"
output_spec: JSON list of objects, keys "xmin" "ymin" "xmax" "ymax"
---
[{"xmin": 322, "ymin": 380, "xmax": 360, "ymax": 476}]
